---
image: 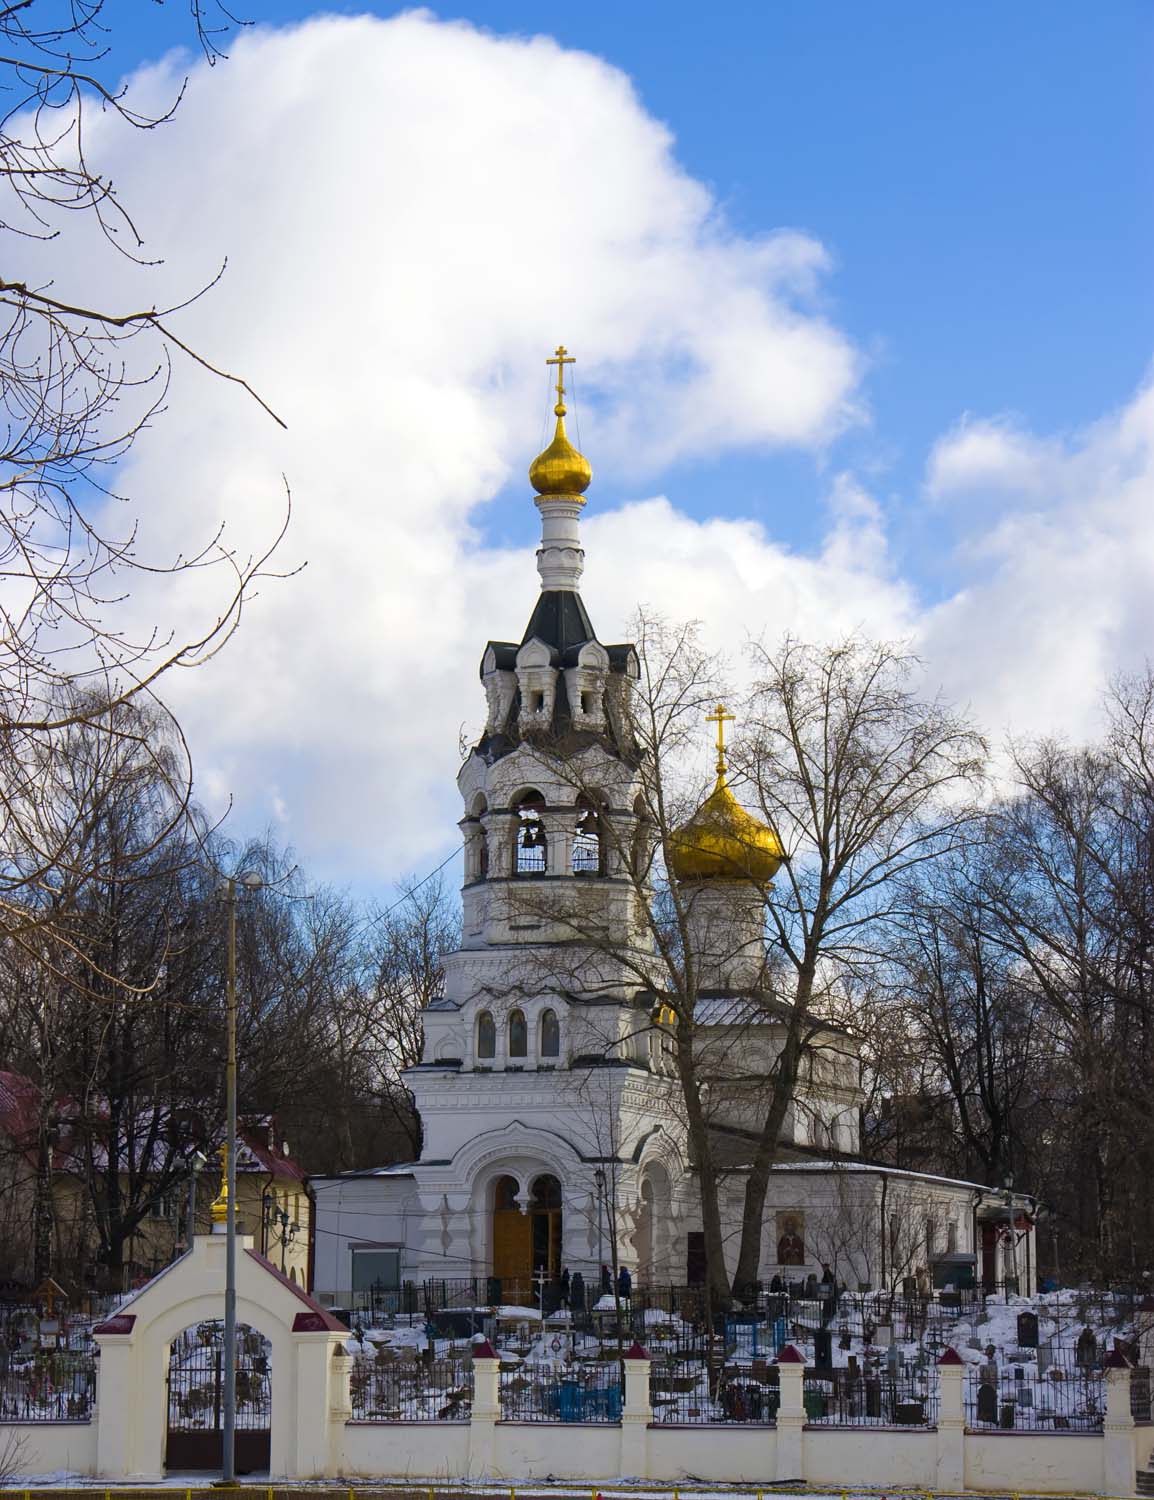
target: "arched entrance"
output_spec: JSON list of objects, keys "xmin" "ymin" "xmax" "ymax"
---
[
  {"xmin": 491, "ymin": 1173, "xmax": 563, "ymax": 1305},
  {"xmin": 165, "ymin": 1320, "xmax": 272, "ymax": 1473}
]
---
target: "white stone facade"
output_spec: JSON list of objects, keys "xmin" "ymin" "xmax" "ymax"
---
[{"xmin": 312, "ymin": 473, "xmax": 1035, "ymax": 1306}]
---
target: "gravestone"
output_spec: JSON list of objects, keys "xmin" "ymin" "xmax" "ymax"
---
[
  {"xmin": 976, "ymin": 1382, "xmax": 998, "ymax": 1424},
  {"xmin": 1037, "ymin": 1337, "xmax": 1054, "ymax": 1373},
  {"xmin": 865, "ymin": 1375, "xmax": 882, "ymax": 1419},
  {"xmin": 999, "ymin": 1401, "xmax": 1015, "ymax": 1429},
  {"xmin": 1076, "ymin": 1327, "xmax": 1098, "ymax": 1369},
  {"xmin": 967, "ymin": 1337, "xmax": 984, "ymax": 1351},
  {"xmin": 814, "ymin": 1326, "xmax": 833, "ymax": 1370},
  {"xmin": 1017, "ymin": 1311, "xmax": 1039, "ymax": 1348}
]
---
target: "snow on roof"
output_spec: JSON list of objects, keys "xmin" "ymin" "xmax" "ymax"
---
[{"xmin": 767, "ymin": 1157, "xmax": 1030, "ymax": 1198}]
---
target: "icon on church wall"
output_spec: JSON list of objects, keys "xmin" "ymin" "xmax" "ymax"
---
[{"xmin": 777, "ymin": 1211, "xmax": 805, "ymax": 1266}]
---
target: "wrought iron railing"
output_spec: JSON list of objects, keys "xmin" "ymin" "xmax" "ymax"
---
[
  {"xmin": 499, "ymin": 1361, "xmax": 621, "ymax": 1423},
  {"xmin": 965, "ymin": 1350, "xmax": 1104, "ymax": 1431},
  {"xmin": 803, "ymin": 1370, "xmax": 938, "ymax": 1426},
  {"xmin": 0, "ymin": 1353, "xmax": 96, "ymax": 1421},
  {"xmin": 349, "ymin": 1356, "xmax": 472, "ymax": 1422},
  {"xmin": 650, "ymin": 1356, "xmax": 778, "ymax": 1424}
]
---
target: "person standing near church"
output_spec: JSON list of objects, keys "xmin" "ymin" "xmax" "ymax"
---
[{"xmin": 617, "ymin": 1265, "xmax": 632, "ymax": 1305}]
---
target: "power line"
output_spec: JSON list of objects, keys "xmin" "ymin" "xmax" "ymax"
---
[{"xmin": 369, "ymin": 844, "xmax": 462, "ymax": 926}]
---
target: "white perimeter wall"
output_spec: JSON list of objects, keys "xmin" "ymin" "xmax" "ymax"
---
[
  {"xmin": 8, "ymin": 1417, "xmax": 1149, "ymax": 1492},
  {"xmin": 965, "ymin": 1431, "xmax": 1105, "ymax": 1494},
  {"xmin": 2, "ymin": 1420, "xmax": 97, "ymax": 1475}
]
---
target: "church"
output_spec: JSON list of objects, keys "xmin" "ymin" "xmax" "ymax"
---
[{"xmin": 311, "ymin": 351, "xmax": 1036, "ymax": 1306}]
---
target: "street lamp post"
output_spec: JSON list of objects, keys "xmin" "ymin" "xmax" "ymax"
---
[{"xmin": 213, "ymin": 870, "xmax": 262, "ymax": 1488}]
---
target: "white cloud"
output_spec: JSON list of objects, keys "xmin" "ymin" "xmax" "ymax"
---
[
  {"xmin": 36, "ymin": 12, "xmax": 1154, "ymax": 886},
  {"xmin": 919, "ymin": 380, "xmax": 1154, "ymax": 740}
]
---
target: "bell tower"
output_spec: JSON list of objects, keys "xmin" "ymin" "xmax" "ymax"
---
[{"xmin": 412, "ymin": 347, "xmax": 654, "ymax": 1163}]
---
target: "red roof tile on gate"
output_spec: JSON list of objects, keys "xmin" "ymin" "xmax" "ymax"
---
[
  {"xmin": 624, "ymin": 1341, "xmax": 649, "ymax": 1361},
  {"xmin": 774, "ymin": 1343, "xmax": 805, "ymax": 1364},
  {"xmin": 92, "ymin": 1313, "xmax": 136, "ymax": 1335},
  {"xmin": 938, "ymin": 1347, "xmax": 966, "ymax": 1366},
  {"xmin": 1104, "ymin": 1349, "xmax": 1132, "ymax": 1369},
  {"xmin": 471, "ymin": 1340, "xmax": 498, "ymax": 1359}
]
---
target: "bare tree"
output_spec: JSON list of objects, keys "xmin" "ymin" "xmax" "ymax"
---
[
  {"xmin": 0, "ymin": 0, "xmax": 290, "ymax": 957},
  {"xmin": 721, "ymin": 637, "xmax": 986, "ymax": 1292}
]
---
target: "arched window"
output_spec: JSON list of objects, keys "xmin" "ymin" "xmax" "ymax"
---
[
  {"xmin": 494, "ymin": 1174, "xmax": 519, "ymax": 1211},
  {"xmin": 477, "ymin": 1010, "xmax": 495, "ymax": 1059},
  {"xmin": 530, "ymin": 1174, "xmax": 562, "ymax": 1210},
  {"xmin": 466, "ymin": 795, "xmax": 489, "ymax": 882},
  {"xmin": 540, "ymin": 1008, "xmax": 560, "ymax": 1058},
  {"xmin": 513, "ymin": 790, "xmax": 547, "ymax": 875},
  {"xmin": 508, "ymin": 1009, "xmax": 527, "ymax": 1058},
  {"xmin": 573, "ymin": 794, "xmax": 603, "ymax": 875}
]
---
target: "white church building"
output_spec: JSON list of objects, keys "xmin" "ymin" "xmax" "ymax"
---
[{"xmin": 312, "ymin": 351, "xmax": 1035, "ymax": 1307}]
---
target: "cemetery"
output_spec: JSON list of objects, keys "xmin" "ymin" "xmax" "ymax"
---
[{"xmin": 0, "ymin": 1236, "xmax": 1152, "ymax": 1493}]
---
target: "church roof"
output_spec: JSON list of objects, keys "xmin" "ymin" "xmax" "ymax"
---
[{"xmin": 521, "ymin": 589, "xmax": 595, "ymax": 657}]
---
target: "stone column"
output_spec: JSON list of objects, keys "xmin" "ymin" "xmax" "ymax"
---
[
  {"xmin": 774, "ymin": 1343, "xmax": 806, "ymax": 1484},
  {"xmin": 620, "ymin": 1342, "xmax": 652, "ymax": 1478},
  {"xmin": 468, "ymin": 1341, "xmax": 500, "ymax": 1479},
  {"xmin": 1103, "ymin": 1350, "xmax": 1137, "ymax": 1497},
  {"xmin": 935, "ymin": 1348, "xmax": 966, "ymax": 1491},
  {"xmin": 92, "ymin": 1329, "xmax": 137, "ymax": 1478}
]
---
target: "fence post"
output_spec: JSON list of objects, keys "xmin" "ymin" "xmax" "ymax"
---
[
  {"xmin": 774, "ymin": 1343, "xmax": 806, "ymax": 1484},
  {"xmin": 328, "ymin": 1344, "xmax": 352, "ymax": 1475},
  {"xmin": 620, "ymin": 1341, "xmax": 652, "ymax": 1479},
  {"xmin": 468, "ymin": 1339, "xmax": 500, "ymax": 1480},
  {"xmin": 1103, "ymin": 1350, "xmax": 1136, "ymax": 1498},
  {"xmin": 936, "ymin": 1347, "xmax": 966, "ymax": 1492}
]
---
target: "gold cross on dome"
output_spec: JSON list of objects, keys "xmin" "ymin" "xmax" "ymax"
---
[
  {"xmin": 706, "ymin": 701, "xmax": 735, "ymax": 776},
  {"xmin": 546, "ymin": 344, "xmax": 576, "ymax": 410}
]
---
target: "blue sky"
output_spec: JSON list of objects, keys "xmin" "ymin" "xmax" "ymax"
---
[
  {"xmin": 78, "ymin": 1, "xmax": 1154, "ymax": 885},
  {"xmin": 104, "ymin": 0, "xmax": 1152, "ymax": 592}
]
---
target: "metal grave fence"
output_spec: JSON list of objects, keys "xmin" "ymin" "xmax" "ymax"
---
[
  {"xmin": 499, "ymin": 1361, "xmax": 621, "ymax": 1423},
  {"xmin": 803, "ymin": 1369, "xmax": 939, "ymax": 1426},
  {"xmin": 964, "ymin": 1348, "xmax": 1104, "ymax": 1431},
  {"xmin": 0, "ymin": 1351, "xmax": 96, "ymax": 1421},
  {"xmin": 349, "ymin": 1355, "xmax": 472, "ymax": 1422}
]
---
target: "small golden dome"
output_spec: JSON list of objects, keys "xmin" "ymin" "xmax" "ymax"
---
[
  {"xmin": 667, "ymin": 702, "xmax": 784, "ymax": 885},
  {"xmin": 668, "ymin": 777, "xmax": 784, "ymax": 884},
  {"xmin": 529, "ymin": 403, "xmax": 592, "ymax": 497}
]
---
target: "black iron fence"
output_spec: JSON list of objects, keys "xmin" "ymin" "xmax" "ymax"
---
[
  {"xmin": 499, "ymin": 1361, "xmax": 621, "ymax": 1423},
  {"xmin": 803, "ymin": 1369, "xmax": 938, "ymax": 1426},
  {"xmin": 349, "ymin": 1356, "xmax": 472, "ymax": 1422},
  {"xmin": 0, "ymin": 1351, "xmax": 96, "ymax": 1421},
  {"xmin": 650, "ymin": 1353, "xmax": 778, "ymax": 1424},
  {"xmin": 964, "ymin": 1348, "xmax": 1104, "ymax": 1431}
]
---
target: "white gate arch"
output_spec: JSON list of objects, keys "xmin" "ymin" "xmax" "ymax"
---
[{"xmin": 93, "ymin": 1232, "xmax": 348, "ymax": 1480}]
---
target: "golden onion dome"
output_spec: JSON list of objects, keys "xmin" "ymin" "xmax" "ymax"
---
[
  {"xmin": 667, "ymin": 704, "xmax": 784, "ymax": 885},
  {"xmin": 529, "ymin": 402, "xmax": 592, "ymax": 497}
]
